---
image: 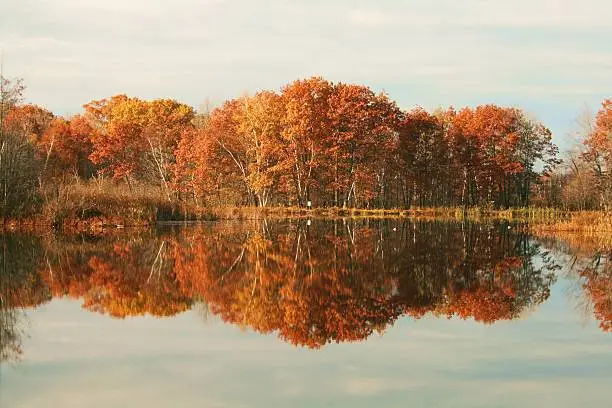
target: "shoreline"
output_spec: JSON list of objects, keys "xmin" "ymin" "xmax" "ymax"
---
[{"xmin": 1, "ymin": 205, "xmax": 610, "ymax": 234}]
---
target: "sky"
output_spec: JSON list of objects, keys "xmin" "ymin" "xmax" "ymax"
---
[{"xmin": 1, "ymin": 0, "xmax": 611, "ymax": 148}]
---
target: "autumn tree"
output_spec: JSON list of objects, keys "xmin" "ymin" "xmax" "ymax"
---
[
  {"xmin": 584, "ymin": 99, "xmax": 612, "ymax": 209},
  {"xmin": 0, "ymin": 75, "xmax": 567, "ymax": 211},
  {"xmin": 397, "ymin": 108, "xmax": 449, "ymax": 207},
  {"xmin": 37, "ymin": 115, "xmax": 95, "ymax": 180},
  {"xmin": 4, "ymin": 104, "xmax": 54, "ymax": 143},
  {"xmin": 445, "ymin": 105, "xmax": 557, "ymax": 207},
  {"xmin": 173, "ymin": 100, "xmax": 255, "ymax": 205},
  {"xmin": 171, "ymin": 78, "xmax": 562, "ymax": 209},
  {"xmin": 83, "ymin": 94, "xmax": 133, "ymax": 180},
  {"xmin": 549, "ymin": 99, "xmax": 611, "ymax": 210},
  {"xmin": 278, "ymin": 77, "xmax": 334, "ymax": 207},
  {"xmin": 193, "ymin": 93, "xmax": 284, "ymax": 206},
  {"xmin": 325, "ymin": 83, "xmax": 400, "ymax": 207},
  {"xmin": 509, "ymin": 112, "xmax": 559, "ymax": 206},
  {"xmin": 85, "ymin": 95, "xmax": 194, "ymax": 196},
  {"xmin": 238, "ymin": 91, "xmax": 284, "ymax": 206},
  {"xmin": 177, "ymin": 78, "xmax": 400, "ymax": 208},
  {"xmin": 449, "ymin": 106, "xmax": 520, "ymax": 206},
  {"xmin": 173, "ymin": 128, "xmax": 218, "ymax": 204}
]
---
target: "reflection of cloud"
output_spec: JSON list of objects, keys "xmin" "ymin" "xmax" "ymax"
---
[
  {"xmin": 348, "ymin": 9, "xmax": 394, "ymax": 26},
  {"xmin": 2, "ymin": 293, "xmax": 612, "ymax": 408},
  {"xmin": 343, "ymin": 378, "xmax": 422, "ymax": 395},
  {"xmin": 447, "ymin": 378, "xmax": 612, "ymax": 408},
  {"xmin": 406, "ymin": 329, "xmax": 466, "ymax": 340},
  {"xmin": 280, "ymin": 386, "xmax": 304, "ymax": 397}
]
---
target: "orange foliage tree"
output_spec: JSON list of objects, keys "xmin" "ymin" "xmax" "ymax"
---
[
  {"xmin": 584, "ymin": 99, "xmax": 612, "ymax": 208},
  {"xmin": 84, "ymin": 95, "xmax": 194, "ymax": 194},
  {"xmin": 37, "ymin": 115, "xmax": 95, "ymax": 179},
  {"xmin": 4, "ymin": 104, "xmax": 54, "ymax": 143},
  {"xmin": 174, "ymin": 78, "xmax": 401, "ymax": 208},
  {"xmin": 397, "ymin": 108, "xmax": 450, "ymax": 207},
  {"xmin": 324, "ymin": 83, "xmax": 400, "ymax": 207},
  {"xmin": 447, "ymin": 105, "xmax": 557, "ymax": 207},
  {"xmin": 175, "ymin": 93, "xmax": 284, "ymax": 206}
]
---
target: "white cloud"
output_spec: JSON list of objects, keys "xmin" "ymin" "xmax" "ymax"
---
[{"xmin": 348, "ymin": 9, "xmax": 395, "ymax": 26}]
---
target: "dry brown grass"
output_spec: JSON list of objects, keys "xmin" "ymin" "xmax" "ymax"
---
[
  {"xmin": 530, "ymin": 212, "xmax": 612, "ymax": 253},
  {"xmin": 530, "ymin": 211, "xmax": 612, "ymax": 232},
  {"xmin": 38, "ymin": 179, "xmax": 215, "ymax": 232}
]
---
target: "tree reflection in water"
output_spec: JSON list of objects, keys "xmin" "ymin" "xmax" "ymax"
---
[
  {"xmin": 4, "ymin": 219, "xmax": 607, "ymax": 354},
  {"xmin": 539, "ymin": 234, "xmax": 612, "ymax": 334},
  {"xmin": 0, "ymin": 234, "xmax": 49, "ymax": 362},
  {"xmin": 580, "ymin": 254, "xmax": 612, "ymax": 333},
  {"xmin": 566, "ymin": 248, "xmax": 611, "ymax": 333},
  {"xmin": 172, "ymin": 220, "xmax": 559, "ymax": 347}
]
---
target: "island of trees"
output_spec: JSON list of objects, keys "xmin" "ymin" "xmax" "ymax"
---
[{"xmin": 0, "ymin": 75, "xmax": 610, "ymax": 226}]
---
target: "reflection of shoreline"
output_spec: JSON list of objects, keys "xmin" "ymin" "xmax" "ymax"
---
[{"xmin": 2, "ymin": 220, "xmax": 607, "ymax": 357}]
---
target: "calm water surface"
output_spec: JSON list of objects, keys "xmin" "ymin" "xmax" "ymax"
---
[{"xmin": 1, "ymin": 219, "xmax": 610, "ymax": 407}]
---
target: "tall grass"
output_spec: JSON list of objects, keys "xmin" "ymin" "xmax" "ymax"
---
[
  {"xmin": 530, "ymin": 211, "xmax": 612, "ymax": 232},
  {"xmin": 39, "ymin": 179, "xmax": 215, "ymax": 231}
]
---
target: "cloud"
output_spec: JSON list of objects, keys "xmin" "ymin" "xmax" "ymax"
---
[{"xmin": 348, "ymin": 9, "xmax": 395, "ymax": 26}]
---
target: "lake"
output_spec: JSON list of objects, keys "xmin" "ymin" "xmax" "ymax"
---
[{"xmin": 1, "ymin": 219, "xmax": 610, "ymax": 407}]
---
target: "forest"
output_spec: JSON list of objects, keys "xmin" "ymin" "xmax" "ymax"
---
[{"xmin": 1, "ymin": 75, "xmax": 611, "ymax": 222}]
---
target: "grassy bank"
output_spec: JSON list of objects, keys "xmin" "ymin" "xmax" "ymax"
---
[
  {"xmin": 528, "ymin": 211, "xmax": 612, "ymax": 232},
  {"xmin": 1, "ymin": 181, "xmax": 610, "ymax": 233},
  {"xmin": 530, "ymin": 211, "xmax": 612, "ymax": 251},
  {"xmin": 209, "ymin": 207, "xmax": 611, "ymax": 238},
  {"xmin": 209, "ymin": 205, "xmax": 576, "ymax": 222},
  {"xmin": 2, "ymin": 180, "xmax": 216, "ymax": 233}
]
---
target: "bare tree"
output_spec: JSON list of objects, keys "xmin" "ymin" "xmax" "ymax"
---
[{"xmin": 0, "ymin": 74, "xmax": 41, "ymax": 217}]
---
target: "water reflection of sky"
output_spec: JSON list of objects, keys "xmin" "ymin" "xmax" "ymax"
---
[{"xmin": 2, "ymin": 278, "xmax": 610, "ymax": 408}]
